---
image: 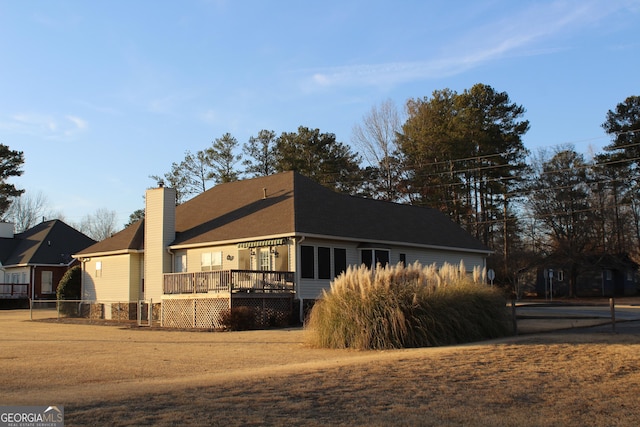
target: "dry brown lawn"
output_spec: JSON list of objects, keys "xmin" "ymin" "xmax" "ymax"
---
[{"xmin": 2, "ymin": 308, "xmax": 640, "ymax": 426}]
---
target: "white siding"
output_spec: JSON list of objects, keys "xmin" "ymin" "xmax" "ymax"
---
[
  {"xmin": 294, "ymin": 237, "xmax": 487, "ymax": 300},
  {"xmin": 145, "ymin": 186, "xmax": 176, "ymax": 301},
  {"xmin": 2, "ymin": 267, "xmax": 30, "ymax": 285},
  {"xmin": 129, "ymin": 253, "xmax": 143, "ymax": 301},
  {"xmin": 395, "ymin": 248, "xmax": 485, "ymax": 272},
  {"xmin": 176, "ymin": 241, "xmax": 294, "ymax": 273},
  {"xmin": 82, "ymin": 254, "xmax": 141, "ymax": 302},
  {"xmin": 182, "ymin": 244, "xmax": 239, "ymax": 272}
]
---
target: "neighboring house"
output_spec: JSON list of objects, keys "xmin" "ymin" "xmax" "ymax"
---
[
  {"xmin": 0, "ymin": 220, "xmax": 96, "ymax": 303},
  {"xmin": 74, "ymin": 171, "xmax": 491, "ymax": 327},
  {"xmin": 517, "ymin": 254, "xmax": 638, "ymax": 299}
]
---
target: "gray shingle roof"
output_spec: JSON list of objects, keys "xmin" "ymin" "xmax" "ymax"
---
[
  {"xmin": 77, "ymin": 219, "xmax": 145, "ymax": 255},
  {"xmin": 0, "ymin": 220, "xmax": 96, "ymax": 266},
  {"xmin": 77, "ymin": 171, "xmax": 489, "ymax": 255},
  {"xmin": 293, "ymin": 173, "xmax": 488, "ymax": 251}
]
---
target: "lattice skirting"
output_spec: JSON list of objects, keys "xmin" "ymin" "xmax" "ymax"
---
[
  {"xmin": 162, "ymin": 297, "xmax": 230, "ymax": 328},
  {"xmin": 232, "ymin": 296, "xmax": 293, "ymax": 328},
  {"xmin": 161, "ymin": 295, "xmax": 294, "ymax": 329}
]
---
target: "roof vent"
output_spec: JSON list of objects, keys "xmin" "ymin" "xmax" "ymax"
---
[{"xmin": 263, "ymin": 188, "xmax": 267, "ymax": 199}]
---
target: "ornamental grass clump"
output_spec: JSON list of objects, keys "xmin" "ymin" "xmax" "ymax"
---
[{"xmin": 305, "ymin": 261, "xmax": 512, "ymax": 350}]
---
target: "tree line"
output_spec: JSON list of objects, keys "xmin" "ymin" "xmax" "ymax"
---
[
  {"xmin": 149, "ymin": 83, "xmax": 639, "ymax": 294},
  {"xmin": 2, "ymin": 83, "xmax": 639, "ymax": 295},
  {"xmin": 149, "ymin": 127, "xmax": 363, "ymax": 205}
]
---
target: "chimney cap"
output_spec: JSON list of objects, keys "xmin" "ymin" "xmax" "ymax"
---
[{"xmin": 157, "ymin": 180, "xmax": 165, "ymax": 188}]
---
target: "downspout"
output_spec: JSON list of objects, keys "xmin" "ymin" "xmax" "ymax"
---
[
  {"xmin": 297, "ymin": 236, "xmax": 305, "ymax": 324},
  {"xmin": 30, "ymin": 265, "xmax": 35, "ymax": 301},
  {"xmin": 78, "ymin": 258, "xmax": 84, "ymax": 300},
  {"xmin": 79, "ymin": 258, "xmax": 87, "ymax": 301},
  {"xmin": 166, "ymin": 248, "xmax": 175, "ymax": 272}
]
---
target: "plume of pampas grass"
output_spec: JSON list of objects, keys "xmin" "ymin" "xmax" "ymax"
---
[{"xmin": 305, "ymin": 261, "xmax": 511, "ymax": 350}]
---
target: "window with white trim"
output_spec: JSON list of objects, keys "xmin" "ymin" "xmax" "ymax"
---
[
  {"xmin": 201, "ymin": 251, "xmax": 223, "ymax": 271},
  {"xmin": 399, "ymin": 253, "xmax": 407, "ymax": 266},
  {"xmin": 41, "ymin": 271, "xmax": 53, "ymax": 294},
  {"xmin": 175, "ymin": 254, "xmax": 187, "ymax": 273},
  {"xmin": 318, "ymin": 247, "xmax": 331, "ymax": 279},
  {"xmin": 361, "ymin": 249, "xmax": 390, "ymax": 269},
  {"xmin": 259, "ymin": 249, "xmax": 271, "ymax": 271},
  {"xmin": 301, "ymin": 245, "xmax": 314, "ymax": 279},
  {"xmin": 333, "ymin": 248, "xmax": 347, "ymax": 278}
]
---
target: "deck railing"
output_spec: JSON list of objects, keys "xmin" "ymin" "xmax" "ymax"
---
[
  {"xmin": 163, "ymin": 270, "xmax": 295, "ymax": 295},
  {"xmin": 0, "ymin": 283, "xmax": 29, "ymax": 298}
]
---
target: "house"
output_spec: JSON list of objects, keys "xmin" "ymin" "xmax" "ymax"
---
[
  {"xmin": 74, "ymin": 171, "xmax": 491, "ymax": 327},
  {"xmin": 517, "ymin": 254, "xmax": 638, "ymax": 299},
  {"xmin": 0, "ymin": 220, "xmax": 96, "ymax": 306}
]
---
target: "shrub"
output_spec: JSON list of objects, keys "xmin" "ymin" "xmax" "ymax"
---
[
  {"xmin": 305, "ymin": 261, "xmax": 512, "ymax": 350},
  {"xmin": 219, "ymin": 306, "xmax": 257, "ymax": 331},
  {"xmin": 56, "ymin": 266, "xmax": 82, "ymax": 316}
]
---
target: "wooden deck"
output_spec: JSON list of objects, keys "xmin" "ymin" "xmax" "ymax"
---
[
  {"xmin": 0, "ymin": 283, "xmax": 28, "ymax": 299},
  {"xmin": 163, "ymin": 270, "xmax": 295, "ymax": 295}
]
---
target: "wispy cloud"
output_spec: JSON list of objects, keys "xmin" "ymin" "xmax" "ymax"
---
[
  {"xmin": 66, "ymin": 115, "xmax": 88, "ymax": 132},
  {"xmin": 0, "ymin": 113, "xmax": 88, "ymax": 139},
  {"xmin": 302, "ymin": 0, "xmax": 633, "ymax": 90},
  {"xmin": 148, "ymin": 94, "xmax": 187, "ymax": 115},
  {"xmin": 199, "ymin": 109, "xmax": 219, "ymax": 125}
]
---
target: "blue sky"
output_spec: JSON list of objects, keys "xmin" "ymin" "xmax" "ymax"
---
[{"xmin": 1, "ymin": 0, "xmax": 639, "ymax": 229}]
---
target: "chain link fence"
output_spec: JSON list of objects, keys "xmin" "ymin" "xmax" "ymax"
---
[{"xmin": 29, "ymin": 299, "xmax": 160, "ymax": 326}]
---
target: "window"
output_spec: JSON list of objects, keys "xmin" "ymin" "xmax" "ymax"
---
[
  {"xmin": 334, "ymin": 248, "xmax": 347, "ymax": 278},
  {"xmin": 399, "ymin": 253, "xmax": 406, "ymax": 266},
  {"xmin": 361, "ymin": 250, "xmax": 372, "ymax": 268},
  {"xmin": 318, "ymin": 247, "xmax": 331, "ymax": 279},
  {"xmin": 375, "ymin": 250, "xmax": 390, "ymax": 267},
  {"xmin": 556, "ymin": 269, "xmax": 564, "ymax": 282},
  {"xmin": 604, "ymin": 270, "xmax": 612, "ymax": 281},
  {"xmin": 201, "ymin": 252, "xmax": 222, "ymax": 271},
  {"xmin": 259, "ymin": 249, "xmax": 271, "ymax": 271},
  {"xmin": 175, "ymin": 254, "xmax": 187, "ymax": 273},
  {"xmin": 301, "ymin": 245, "xmax": 314, "ymax": 279},
  {"xmin": 361, "ymin": 249, "xmax": 390, "ymax": 269},
  {"xmin": 238, "ymin": 249, "xmax": 251, "ymax": 270},
  {"xmin": 96, "ymin": 261, "xmax": 102, "ymax": 277},
  {"xmin": 41, "ymin": 271, "xmax": 53, "ymax": 294}
]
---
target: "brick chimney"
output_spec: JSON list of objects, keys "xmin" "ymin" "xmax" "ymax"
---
[{"xmin": 0, "ymin": 222, "xmax": 14, "ymax": 238}]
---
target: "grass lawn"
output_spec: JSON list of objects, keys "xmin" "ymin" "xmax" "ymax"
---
[{"xmin": 2, "ymin": 309, "xmax": 640, "ymax": 426}]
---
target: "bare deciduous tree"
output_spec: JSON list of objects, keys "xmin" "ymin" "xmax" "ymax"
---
[
  {"xmin": 3, "ymin": 191, "xmax": 65, "ymax": 233},
  {"xmin": 76, "ymin": 208, "xmax": 120, "ymax": 241},
  {"xmin": 352, "ymin": 99, "xmax": 404, "ymax": 201}
]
